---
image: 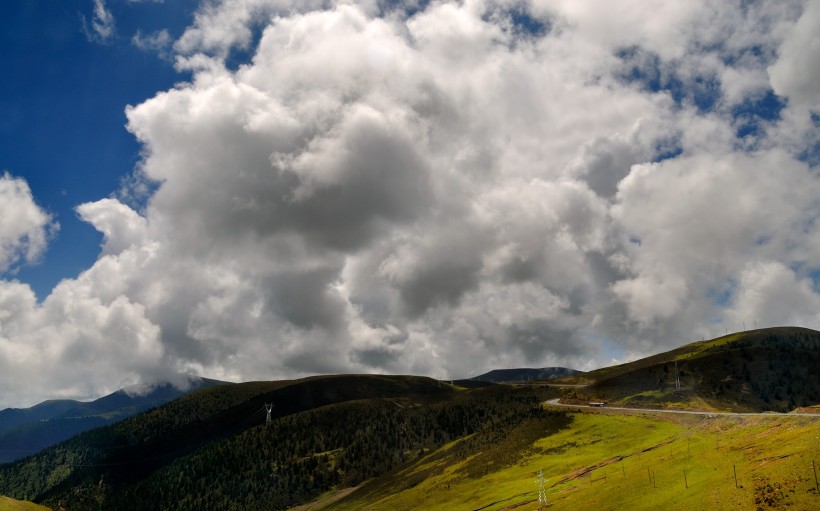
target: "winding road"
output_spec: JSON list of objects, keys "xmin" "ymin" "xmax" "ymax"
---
[{"xmin": 544, "ymin": 398, "xmax": 820, "ymax": 418}]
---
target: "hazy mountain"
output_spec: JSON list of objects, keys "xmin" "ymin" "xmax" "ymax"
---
[
  {"xmin": 470, "ymin": 367, "xmax": 581, "ymax": 383},
  {"xmin": 0, "ymin": 400, "xmax": 83, "ymax": 433},
  {"xmin": 0, "ymin": 377, "xmax": 229, "ymax": 463}
]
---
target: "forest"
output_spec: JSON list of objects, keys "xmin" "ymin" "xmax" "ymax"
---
[{"xmin": 0, "ymin": 376, "xmax": 563, "ymax": 511}]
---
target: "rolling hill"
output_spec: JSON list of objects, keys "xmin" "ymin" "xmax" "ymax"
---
[
  {"xmin": 0, "ymin": 377, "xmax": 228, "ymax": 463},
  {"xmin": 0, "ymin": 374, "xmax": 564, "ymax": 510},
  {"xmin": 0, "ymin": 327, "xmax": 817, "ymax": 511},
  {"xmin": 553, "ymin": 327, "xmax": 820, "ymax": 412},
  {"xmin": 329, "ymin": 406, "xmax": 819, "ymax": 510}
]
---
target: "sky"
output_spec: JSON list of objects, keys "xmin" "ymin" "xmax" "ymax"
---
[{"xmin": 0, "ymin": 0, "xmax": 818, "ymax": 408}]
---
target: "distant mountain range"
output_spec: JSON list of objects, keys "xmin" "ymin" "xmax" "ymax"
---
[
  {"xmin": 470, "ymin": 367, "xmax": 581, "ymax": 383},
  {"xmin": 0, "ymin": 377, "xmax": 229, "ymax": 463}
]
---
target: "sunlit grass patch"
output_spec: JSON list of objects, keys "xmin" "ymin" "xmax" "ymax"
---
[
  {"xmin": 0, "ymin": 496, "xmax": 51, "ymax": 511},
  {"xmin": 330, "ymin": 412, "xmax": 820, "ymax": 511}
]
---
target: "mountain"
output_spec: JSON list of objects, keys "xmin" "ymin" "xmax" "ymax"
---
[
  {"xmin": 0, "ymin": 400, "xmax": 83, "ymax": 433},
  {"xmin": 0, "ymin": 328, "xmax": 817, "ymax": 511},
  {"xmin": 470, "ymin": 367, "xmax": 581, "ymax": 383},
  {"xmin": 0, "ymin": 377, "xmax": 229, "ymax": 464},
  {"xmin": 55, "ymin": 378, "xmax": 230, "ymax": 418},
  {"xmin": 554, "ymin": 326, "xmax": 820, "ymax": 412},
  {"xmin": 0, "ymin": 374, "xmax": 561, "ymax": 510}
]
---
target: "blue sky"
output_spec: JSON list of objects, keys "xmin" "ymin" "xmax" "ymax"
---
[
  {"xmin": 0, "ymin": 0, "xmax": 190, "ymax": 297},
  {"xmin": 0, "ymin": 0, "xmax": 818, "ymax": 407}
]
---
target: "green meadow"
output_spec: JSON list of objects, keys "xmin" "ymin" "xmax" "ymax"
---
[
  {"xmin": 330, "ymin": 408, "xmax": 820, "ymax": 510},
  {"xmin": 0, "ymin": 497, "xmax": 50, "ymax": 511}
]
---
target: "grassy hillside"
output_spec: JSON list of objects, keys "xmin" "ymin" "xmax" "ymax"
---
[
  {"xmin": 328, "ymin": 408, "xmax": 820, "ymax": 510},
  {"xmin": 558, "ymin": 327, "xmax": 820, "ymax": 412},
  {"xmin": 0, "ymin": 496, "xmax": 50, "ymax": 511}
]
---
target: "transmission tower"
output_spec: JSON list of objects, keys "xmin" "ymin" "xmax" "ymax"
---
[
  {"xmin": 536, "ymin": 469, "xmax": 547, "ymax": 508},
  {"xmin": 674, "ymin": 360, "xmax": 681, "ymax": 391},
  {"xmin": 265, "ymin": 403, "xmax": 273, "ymax": 424}
]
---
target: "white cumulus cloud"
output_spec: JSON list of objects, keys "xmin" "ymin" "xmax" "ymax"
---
[
  {"xmin": 768, "ymin": 0, "xmax": 820, "ymax": 111},
  {"xmin": 0, "ymin": 172, "xmax": 56, "ymax": 273},
  {"xmin": 1, "ymin": 0, "xmax": 819, "ymax": 407}
]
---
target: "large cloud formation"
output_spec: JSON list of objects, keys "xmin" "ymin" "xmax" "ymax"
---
[{"xmin": 2, "ymin": 0, "xmax": 819, "ymax": 407}]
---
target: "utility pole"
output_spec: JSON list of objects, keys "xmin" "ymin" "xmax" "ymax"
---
[
  {"xmin": 265, "ymin": 403, "xmax": 273, "ymax": 424},
  {"xmin": 536, "ymin": 469, "xmax": 547, "ymax": 508}
]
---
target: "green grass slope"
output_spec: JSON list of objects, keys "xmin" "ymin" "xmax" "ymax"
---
[
  {"xmin": 329, "ymin": 409, "xmax": 820, "ymax": 511},
  {"xmin": 0, "ymin": 496, "xmax": 50, "ymax": 511},
  {"xmin": 561, "ymin": 327, "xmax": 820, "ymax": 412}
]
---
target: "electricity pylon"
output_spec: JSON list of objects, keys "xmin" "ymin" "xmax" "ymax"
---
[
  {"xmin": 536, "ymin": 469, "xmax": 547, "ymax": 508},
  {"xmin": 674, "ymin": 360, "xmax": 681, "ymax": 391},
  {"xmin": 265, "ymin": 403, "xmax": 273, "ymax": 424}
]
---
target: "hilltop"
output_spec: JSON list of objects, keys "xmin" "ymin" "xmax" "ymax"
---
[{"xmin": 553, "ymin": 327, "xmax": 820, "ymax": 412}]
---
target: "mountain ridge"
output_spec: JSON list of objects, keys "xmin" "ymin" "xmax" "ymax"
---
[
  {"xmin": 0, "ymin": 377, "xmax": 230, "ymax": 464},
  {"xmin": 469, "ymin": 366, "xmax": 581, "ymax": 383}
]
